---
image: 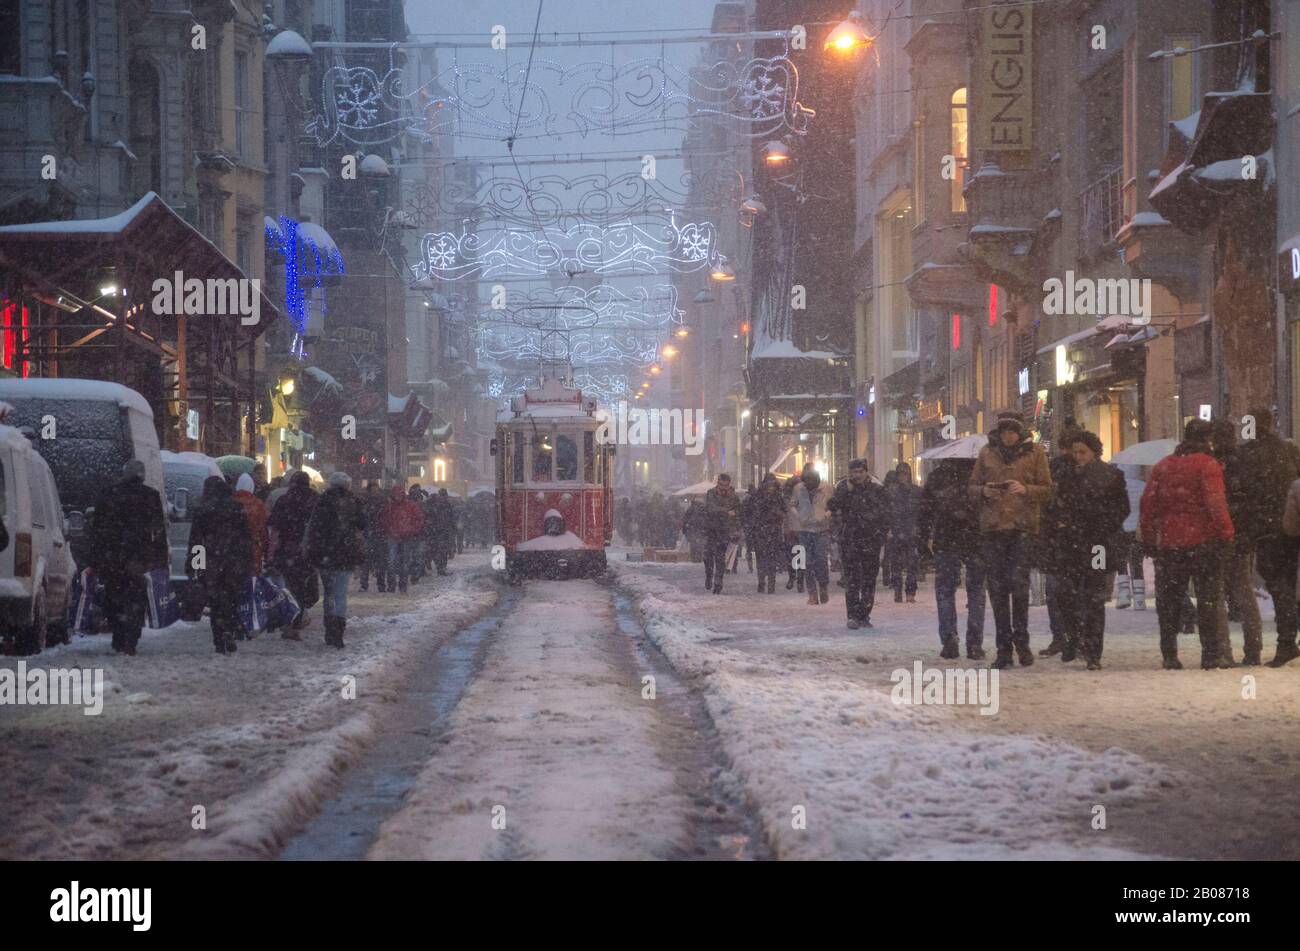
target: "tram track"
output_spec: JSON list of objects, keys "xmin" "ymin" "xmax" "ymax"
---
[{"xmin": 281, "ymin": 573, "xmax": 762, "ymax": 860}]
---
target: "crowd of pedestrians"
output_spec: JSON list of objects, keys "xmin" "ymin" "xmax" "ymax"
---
[
  {"xmin": 87, "ymin": 462, "xmax": 472, "ymax": 655},
  {"xmin": 638, "ymin": 406, "xmax": 1300, "ymax": 673}
]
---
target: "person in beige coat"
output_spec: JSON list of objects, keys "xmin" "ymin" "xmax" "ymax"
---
[{"xmin": 968, "ymin": 412, "xmax": 1053, "ymax": 668}]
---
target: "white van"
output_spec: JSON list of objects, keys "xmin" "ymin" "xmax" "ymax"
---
[
  {"xmin": 0, "ymin": 422, "xmax": 74, "ymax": 654},
  {"xmin": 161, "ymin": 449, "xmax": 223, "ymax": 606},
  {"xmin": 0, "ymin": 380, "xmax": 164, "ymax": 569}
]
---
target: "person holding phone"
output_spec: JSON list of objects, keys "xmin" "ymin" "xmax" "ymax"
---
[{"xmin": 968, "ymin": 412, "xmax": 1054, "ymax": 669}]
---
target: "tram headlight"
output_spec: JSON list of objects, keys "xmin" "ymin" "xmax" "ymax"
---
[{"xmin": 543, "ymin": 508, "xmax": 565, "ymax": 536}]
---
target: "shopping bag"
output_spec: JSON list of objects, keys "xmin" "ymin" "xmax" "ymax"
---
[
  {"xmin": 723, "ymin": 542, "xmax": 740, "ymax": 571},
  {"xmin": 255, "ymin": 574, "xmax": 301, "ymax": 632},
  {"xmin": 68, "ymin": 568, "xmax": 102, "ymax": 635},
  {"xmin": 237, "ymin": 576, "xmax": 264, "ymax": 633},
  {"xmin": 144, "ymin": 568, "xmax": 180, "ymax": 629}
]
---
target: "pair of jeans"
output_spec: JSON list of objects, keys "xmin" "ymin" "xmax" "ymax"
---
[
  {"xmin": 934, "ymin": 550, "xmax": 986, "ymax": 650},
  {"xmin": 1054, "ymin": 561, "xmax": 1110, "ymax": 662},
  {"xmin": 886, "ymin": 535, "xmax": 919, "ymax": 596},
  {"xmin": 1044, "ymin": 572, "xmax": 1065, "ymax": 639},
  {"xmin": 1154, "ymin": 544, "xmax": 1223, "ymax": 663},
  {"xmin": 840, "ymin": 537, "xmax": 883, "ymax": 622},
  {"xmin": 385, "ymin": 538, "xmax": 415, "ymax": 592},
  {"xmin": 797, "ymin": 531, "xmax": 830, "ymax": 585},
  {"xmin": 980, "ymin": 531, "xmax": 1032, "ymax": 657},
  {"xmin": 1215, "ymin": 543, "xmax": 1263, "ymax": 661},
  {"xmin": 1255, "ymin": 534, "xmax": 1299, "ymax": 649},
  {"xmin": 321, "ymin": 569, "xmax": 351, "ymax": 619}
]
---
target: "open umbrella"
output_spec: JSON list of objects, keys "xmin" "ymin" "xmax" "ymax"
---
[
  {"xmin": 918, "ymin": 433, "xmax": 987, "ymax": 460},
  {"xmin": 216, "ymin": 454, "xmax": 258, "ymax": 479},
  {"xmin": 1110, "ymin": 439, "xmax": 1177, "ymax": 466}
]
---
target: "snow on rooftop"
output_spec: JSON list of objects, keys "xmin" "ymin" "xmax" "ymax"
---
[
  {"xmin": 296, "ymin": 221, "xmax": 340, "ymax": 258},
  {"xmin": 0, "ymin": 190, "xmax": 158, "ymax": 235},
  {"xmin": 750, "ymin": 339, "xmax": 842, "ymax": 360},
  {"xmin": 1128, "ymin": 211, "xmax": 1171, "ymax": 227},
  {"xmin": 0, "ymin": 378, "xmax": 154, "ymax": 418}
]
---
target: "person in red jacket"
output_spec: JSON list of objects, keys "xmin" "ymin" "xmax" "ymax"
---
[
  {"xmin": 233, "ymin": 473, "xmax": 270, "ymax": 574},
  {"xmin": 1140, "ymin": 419, "xmax": 1235, "ymax": 669},
  {"xmin": 380, "ymin": 484, "xmax": 426, "ymax": 593}
]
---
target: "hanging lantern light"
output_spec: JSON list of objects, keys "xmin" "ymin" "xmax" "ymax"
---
[{"xmin": 824, "ymin": 11, "xmax": 873, "ymax": 53}]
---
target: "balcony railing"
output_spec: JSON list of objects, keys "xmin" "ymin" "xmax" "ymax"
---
[{"xmin": 1080, "ymin": 167, "xmax": 1123, "ymax": 257}]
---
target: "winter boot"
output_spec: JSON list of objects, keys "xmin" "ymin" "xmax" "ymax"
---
[
  {"xmin": 767, "ymin": 577, "xmax": 776, "ymax": 594},
  {"xmin": 1131, "ymin": 578, "xmax": 1147, "ymax": 610},
  {"xmin": 1162, "ymin": 657, "xmax": 1183, "ymax": 670},
  {"xmin": 787, "ymin": 574, "xmax": 795, "ymax": 590},
  {"xmin": 991, "ymin": 652, "xmax": 1015, "ymax": 670},
  {"xmin": 818, "ymin": 582, "xmax": 829, "ymax": 604},
  {"xmin": 704, "ymin": 566, "xmax": 713, "ymax": 591},
  {"xmin": 1060, "ymin": 640, "xmax": 1078, "ymax": 663},
  {"xmin": 807, "ymin": 585, "xmax": 819, "ymax": 605},
  {"xmin": 712, "ymin": 579, "xmax": 723, "ymax": 595},
  {"xmin": 1266, "ymin": 642, "xmax": 1300, "ymax": 668},
  {"xmin": 966, "ymin": 645, "xmax": 986, "ymax": 660},
  {"xmin": 1115, "ymin": 574, "xmax": 1132, "ymax": 609},
  {"xmin": 1039, "ymin": 638, "xmax": 1065, "ymax": 657},
  {"xmin": 1016, "ymin": 642, "xmax": 1034, "ymax": 666},
  {"xmin": 796, "ymin": 574, "xmax": 805, "ymax": 593},
  {"xmin": 939, "ymin": 640, "xmax": 959, "ymax": 660},
  {"xmin": 847, "ymin": 619, "xmax": 861, "ymax": 630},
  {"xmin": 224, "ymin": 634, "xmax": 237, "ymax": 653}
]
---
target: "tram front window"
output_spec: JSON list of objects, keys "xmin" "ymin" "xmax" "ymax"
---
[
  {"xmin": 555, "ymin": 434, "xmax": 578, "ymax": 481},
  {"xmin": 532, "ymin": 434, "xmax": 553, "ymax": 481}
]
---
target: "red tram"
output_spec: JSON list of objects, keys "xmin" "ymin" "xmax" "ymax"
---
[{"xmin": 491, "ymin": 376, "xmax": 614, "ymax": 579}]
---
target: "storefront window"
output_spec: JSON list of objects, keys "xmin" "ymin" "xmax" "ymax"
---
[{"xmin": 512, "ymin": 432, "xmax": 525, "ymax": 484}]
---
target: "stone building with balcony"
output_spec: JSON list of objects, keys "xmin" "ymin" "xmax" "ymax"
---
[{"xmin": 959, "ymin": 0, "xmax": 1220, "ymax": 455}]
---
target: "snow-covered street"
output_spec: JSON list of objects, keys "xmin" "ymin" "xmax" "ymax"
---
[
  {"xmin": 5, "ymin": 548, "xmax": 1297, "ymax": 861},
  {"xmin": 614, "ymin": 555, "xmax": 1300, "ymax": 860}
]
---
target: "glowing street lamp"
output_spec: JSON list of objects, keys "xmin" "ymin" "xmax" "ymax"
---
[
  {"xmin": 762, "ymin": 140, "xmax": 792, "ymax": 165},
  {"xmin": 649, "ymin": 363, "xmax": 663, "ymax": 376},
  {"xmin": 710, "ymin": 262, "xmax": 737, "ymax": 282},
  {"xmin": 825, "ymin": 10, "xmax": 873, "ymax": 53},
  {"xmin": 674, "ymin": 327, "xmax": 690, "ymax": 338},
  {"xmin": 660, "ymin": 344, "xmax": 678, "ymax": 358}
]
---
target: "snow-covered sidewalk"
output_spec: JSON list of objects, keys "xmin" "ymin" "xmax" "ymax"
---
[
  {"xmin": 368, "ymin": 580, "xmax": 703, "ymax": 860},
  {"xmin": 0, "ymin": 555, "xmax": 497, "ymax": 860},
  {"xmin": 614, "ymin": 554, "xmax": 1300, "ymax": 860}
]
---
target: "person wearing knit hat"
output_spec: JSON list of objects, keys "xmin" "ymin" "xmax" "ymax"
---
[
  {"xmin": 968, "ymin": 410, "xmax": 1053, "ymax": 669},
  {"xmin": 303, "ymin": 469, "xmax": 366, "ymax": 648}
]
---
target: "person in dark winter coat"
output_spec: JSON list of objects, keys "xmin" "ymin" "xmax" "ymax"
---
[
  {"xmin": 1227, "ymin": 407, "xmax": 1300, "ymax": 667},
  {"xmin": 358, "ymin": 482, "xmax": 387, "ymax": 591},
  {"xmin": 380, "ymin": 485, "xmax": 425, "ymax": 593},
  {"xmin": 188, "ymin": 476, "xmax": 255, "ymax": 653},
  {"xmin": 267, "ymin": 471, "xmax": 318, "ymax": 632},
  {"xmin": 1038, "ymin": 426, "xmax": 1082, "ymax": 656},
  {"xmin": 879, "ymin": 470, "xmax": 899, "ymax": 587},
  {"xmin": 424, "ymin": 489, "xmax": 457, "ymax": 575},
  {"xmin": 968, "ymin": 412, "xmax": 1053, "ymax": 669},
  {"xmin": 702, "ymin": 474, "xmax": 742, "ymax": 593},
  {"xmin": 885, "ymin": 463, "xmax": 922, "ymax": 603},
  {"xmin": 1053, "ymin": 431, "xmax": 1129, "ymax": 668},
  {"xmin": 827, "ymin": 459, "xmax": 888, "ymax": 629},
  {"xmin": 87, "ymin": 459, "xmax": 169, "ymax": 655},
  {"xmin": 681, "ymin": 499, "xmax": 707, "ymax": 561},
  {"xmin": 304, "ymin": 470, "xmax": 366, "ymax": 648},
  {"xmin": 919, "ymin": 457, "xmax": 985, "ymax": 659},
  {"xmin": 745, "ymin": 474, "xmax": 789, "ymax": 593},
  {"xmin": 1140, "ymin": 419, "xmax": 1234, "ymax": 669}
]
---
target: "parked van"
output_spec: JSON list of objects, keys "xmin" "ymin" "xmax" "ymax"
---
[
  {"xmin": 0, "ymin": 380, "xmax": 164, "ymax": 569},
  {"xmin": 0, "ymin": 421, "xmax": 74, "ymax": 654},
  {"xmin": 161, "ymin": 450, "xmax": 222, "ymax": 606}
]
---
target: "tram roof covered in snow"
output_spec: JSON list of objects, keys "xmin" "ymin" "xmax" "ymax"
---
[{"xmin": 496, "ymin": 377, "xmax": 599, "ymax": 423}]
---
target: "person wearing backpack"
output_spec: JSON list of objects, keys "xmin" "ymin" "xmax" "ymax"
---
[{"xmin": 1231, "ymin": 408, "xmax": 1300, "ymax": 667}]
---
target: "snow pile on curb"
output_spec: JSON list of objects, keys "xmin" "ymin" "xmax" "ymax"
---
[{"xmin": 616, "ymin": 567, "xmax": 1173, "ymax": 860}]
